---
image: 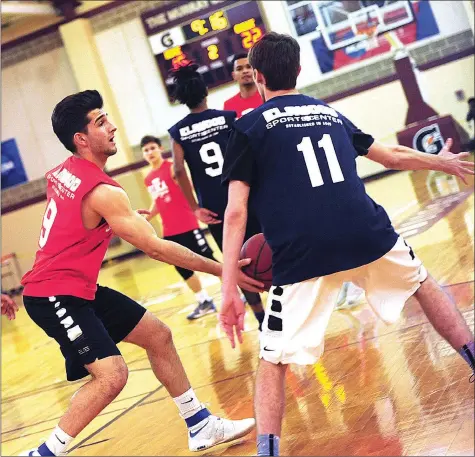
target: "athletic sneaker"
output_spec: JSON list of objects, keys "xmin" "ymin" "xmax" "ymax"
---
[
  {"xmin": 19, "ymin": 443, "xmax": 55, "ymax": 456},
  {"xmin": 188, "ymin": 415, "xmax": 255, "ymax": 452},
  {"xmin": 335, "ymin": 282, "xmax": 365, "ymax": 310},
  {"xmin": 187, "ymin": 300, "xmax": 217, "ymax": 320}
]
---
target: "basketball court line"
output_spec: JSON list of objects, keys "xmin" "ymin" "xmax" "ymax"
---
[
  {"xmin": 3, "ymin": 281, "xmax": 472, "ymax": 452},
  {"xmin": 70, "ymin": 300, "xmax": 475, "ymax": 453},
  {"xmin": 1, "ymin": 390, "xmax": 150, "ymax": 436},
  {"xmin": 327, "ymin": 306, "xmax": 474, "ymax": 355},
  {"xmin": 66, "ymin": 304, "xmax": 475, "ymax": 453},
  {"xmin": 138, "ymin": 370, "xmax": 257, "ymax": 409},
  {"xmin": 5, "ymin": 279, "xmax": 472, "ymax": 410},
  {"xmin": 2, "ymin": 407, "xmax": 130, "ymax": 444},
  {"xmin": 119, "ymin": 282, "xmax": 475, "ymax": 359},
  {"xmin": 67, "ymin": 385, "xmax": 165, "ymax": 453},
  {"xmin": 77, "ymin": 438, "xmax": 111, "ymax": 449},
  {"xmin": 395, "ymin": 189, "xmax": 474, "ymax": 238}
]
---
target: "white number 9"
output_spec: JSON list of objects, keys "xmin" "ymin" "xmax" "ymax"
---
[
  {"xmin": 199, "ymin": 142, "xmax": 223, "ymax": 177},
  {"xmin": 39, "ymin": 198, "xmax": 58, "ymax": 248}
]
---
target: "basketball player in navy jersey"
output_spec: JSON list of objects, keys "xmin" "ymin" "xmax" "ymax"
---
[
  {"xmin": 220, "ymin": 33, "xmax": 475, "ymax": 456},
  {"xmin": 169, "ymin": 61, "xmax": 266, "ymax": 329}
]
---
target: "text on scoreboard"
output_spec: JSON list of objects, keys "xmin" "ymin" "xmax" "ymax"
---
[{"xmin": 141, "ymin": 0, "xmax": 266, "ymax": 101}]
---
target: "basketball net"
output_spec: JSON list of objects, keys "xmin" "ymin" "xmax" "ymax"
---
[
  {"xmin": 356, "ymin": 23, "xmax": 380, "ymax": 50},
  {"xmin": 356, "ymin": 23, "xmax": 406, "ymax": 53}
]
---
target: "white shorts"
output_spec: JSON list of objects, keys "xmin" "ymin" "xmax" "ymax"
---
[{"xmin": 259, "ymin": 236, "xmax": 428, "ymax": 365}]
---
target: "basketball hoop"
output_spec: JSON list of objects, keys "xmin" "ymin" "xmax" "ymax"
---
[{"xmin": 356, "ymin": 23, "xmax": 380, "ymax": 50}]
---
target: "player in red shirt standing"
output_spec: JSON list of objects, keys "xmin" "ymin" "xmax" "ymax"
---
[
  {"xmin": 141, "ymin": 135, "xmax": 217, "ymax": 320},
  {"xmin": 19, "ymin": 90, "xmax": 261, "ymax": 457},
  {"xmin": 224, "ymin": 53, "xmax": 263, "ymax": 118}
]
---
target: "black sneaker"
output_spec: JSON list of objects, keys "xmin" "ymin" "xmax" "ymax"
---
[{"xmin": 187, "ymin": 300, "xmax": 217, "ymax": 320}]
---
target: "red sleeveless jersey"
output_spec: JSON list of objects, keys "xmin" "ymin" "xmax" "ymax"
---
[
  {"xmin": 21, "ymin": 156, "xmax": 121, "ymax": 300},
  {"xmin": 223, "ymin": 90, "xmax": 263, "ymax": 118},
  {"xmin": 144, "ymin": 160, "xmax": 198, "ymax": 237}
]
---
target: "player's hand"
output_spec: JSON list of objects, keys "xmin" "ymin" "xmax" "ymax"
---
[
  {"xmin": 237, "ymin": 258, "xmax": 265, "ymax": 293},
  {"xmin": 1, "ymin": 294, "xmax": 19, "ymax": 320},
  {"xmin": 194, "ymin": 207, "xmax": 221, "ymax": 224},
  {"xmin": 219, "ymin": 288, "xmax": 246, "ymax": 348},
  {"xmin": 136, "ymin": 209, "xmax": 153, "ymax": 222},
  {"xmin": 438, "ymin": 138, "xmax": 474, "ymax": 184},
  {"xmin": 136, "ymin": 209, "xmax": 151, "ymax": 218}
]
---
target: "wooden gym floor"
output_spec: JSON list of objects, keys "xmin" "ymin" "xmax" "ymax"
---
[{"xmin": 2, "ymin": 168, "xmax": 474, "ymax": 456}]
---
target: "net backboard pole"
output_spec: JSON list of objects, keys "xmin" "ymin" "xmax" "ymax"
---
[{"xmin": 394, "ymin": 51, "xmax": 439, "ymax": 126}]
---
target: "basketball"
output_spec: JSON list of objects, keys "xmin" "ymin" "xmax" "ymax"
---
[{"xmin": 240, "ymin": 233, "xmax": 273, "ymax": 291}]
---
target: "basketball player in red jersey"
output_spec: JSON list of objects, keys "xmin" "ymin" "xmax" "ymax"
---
[
  {"xmin": 19, "ymin": 90, "xmax": 261, "ymax": 457},
  {"xmin": 141, "ymin": 135, "xmax": 218, "ymax": 320},
  {"xmin": 224, "ymin": 53, "xmax": 263, "ymax": 118}
]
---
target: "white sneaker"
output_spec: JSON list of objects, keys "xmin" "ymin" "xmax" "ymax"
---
[{"xmin": 188, "ymin": 415, "xmax": 255, "ymax": 452}]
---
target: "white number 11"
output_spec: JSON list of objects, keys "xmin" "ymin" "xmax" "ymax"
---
[{"xmin": 297, "ymin": 134, "xmax": 344, "ymax": 187}]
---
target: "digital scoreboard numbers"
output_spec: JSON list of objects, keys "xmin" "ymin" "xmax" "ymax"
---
[{"xmin": 141, "ymin": 1, "xmax": 266, "ymax": 102}]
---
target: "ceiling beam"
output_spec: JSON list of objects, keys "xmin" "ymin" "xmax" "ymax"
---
[{"xmin": 1, "ymin": 2, "xmax": 56, "ymax": 16}]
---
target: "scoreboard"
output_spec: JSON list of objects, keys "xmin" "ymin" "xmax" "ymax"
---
[{"xmin": 141, "ymin": 1, "xmax": 266, "ymax": 102}]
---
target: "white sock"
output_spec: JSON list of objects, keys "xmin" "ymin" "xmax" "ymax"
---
[
  {"xmin": 173, "ymin": 388, "xmax": 205, "ymax": 419},
  {"xmin": 45, "ymin": 426, "xmax": 73, "ymax": 455},
  {"xmin": 195, "ymin": 289, "xmax": 211, "ymax": 304}
]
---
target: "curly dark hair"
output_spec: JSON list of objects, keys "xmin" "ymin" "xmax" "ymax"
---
[{"xmin": 169, "ymin": 61, "xmax": 208, "ymax": 109}]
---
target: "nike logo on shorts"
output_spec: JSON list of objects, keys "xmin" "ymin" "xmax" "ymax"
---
[{"xmin": 263, "ymin": 346, "xmax": 274, "ymax": 351}]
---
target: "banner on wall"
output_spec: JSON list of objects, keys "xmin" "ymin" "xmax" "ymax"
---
[
  {"xmin": 1, "ymin": 138, "xmax": 28, "ymax": 190},
  {"xmin": 312, "ymin": 0, "xmax": 439, "ymax": 74}
]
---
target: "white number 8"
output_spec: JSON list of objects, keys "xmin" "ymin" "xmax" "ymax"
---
[
  {"xmin": 39, "ymin": 198, "xmax": 58, "ymax": 248},
  {"xmin": 199, "ymin": 142, "xmax": 223, "ymax": 177}
]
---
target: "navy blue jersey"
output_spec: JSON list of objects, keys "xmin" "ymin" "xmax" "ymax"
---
[
  {"xmin": 222, "ymin": 94, "xmax": 398, "ymax": 286},
  {"xmin": 168, "ymin": 109, "xmax": 236, "ymax": 218}
]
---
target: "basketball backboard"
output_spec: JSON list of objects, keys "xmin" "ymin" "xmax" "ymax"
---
[{"xmin": 314, "ymin": 1, "xmax": 414, "ymax": 50}]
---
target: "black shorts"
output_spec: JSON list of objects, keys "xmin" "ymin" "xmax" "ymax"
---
[
  {"xmin": 23, "ymin": 286, "xmax": 146, "ymax": 381},
  {"xmin": 164, "ymin": 229, "xmax": 215, "ymax": 280}
]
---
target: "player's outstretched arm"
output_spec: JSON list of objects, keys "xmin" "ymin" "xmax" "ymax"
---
[
  {"xmin": 88, "ymin": 184, "xmax": 263, "ymax": 292},
  {"xmin": 171, "ymin": 137, "xmax": 221, "ymax": 224},
  {"xmin": 366, "ymin": 139, "xmax": 474, "ymax": 183},
  {"xmin": 221, "ymin": 180, "xmax": 251, "ymax": 348}
]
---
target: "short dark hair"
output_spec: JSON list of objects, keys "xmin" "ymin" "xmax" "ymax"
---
[
  {"xmin": 51, "ymin": 90, "xmax": 103, "ymax": 153},
  {"xmin": 140, "ymin": 135, "xmax": 162, "ymax": 148},
  {"xmin": 170, "ymin": 61, "xmax": 208, "ymax": 109},
  {"xmin": 248, "ymin": 32, "xmax": 300, "ymax": 91},
  {"xmin": 229, "ymin": 52, "xmax": 249, "ymax": 72}
]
